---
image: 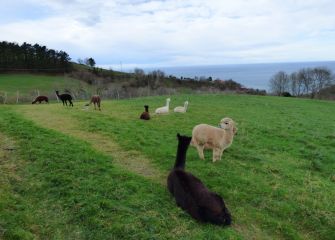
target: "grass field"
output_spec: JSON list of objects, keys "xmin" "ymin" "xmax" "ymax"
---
[
  {"xmin": 0, "ymin": 94, "xmax": 334, "ymax": 239},
  {"xmin": 0, "ymin": 74, "xmax": 91, "ymax": 96}
]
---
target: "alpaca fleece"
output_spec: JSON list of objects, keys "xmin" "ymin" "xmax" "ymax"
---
[
  {"xmin": 55, "ymin": 91, "xmax": 73, "ymax": 107},
  {"xmin": 90, "ymin": 95, "xmax": 101, "ymax": 110},
  {"xmin": 167, "ymin": 133, "xmax": 231, "ymax": 225},
  {"xmin": 140, "ymin": 105, "xmax": 150, "ymax": 120},
  {"xmin": 32, "ymin": 96, "xmax": 49, "ymax": 104}
]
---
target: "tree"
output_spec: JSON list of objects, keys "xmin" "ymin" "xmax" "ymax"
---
[
  {"xmin": 85, "ymin": 57, "xmax": 96, "ymax": 68},
  {"xmin": 269, "ymin": 71, "xmax": 289, "ymax": 95}
]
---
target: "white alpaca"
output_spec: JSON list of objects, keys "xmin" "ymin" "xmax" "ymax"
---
[
  {"xmin": 174, "ymin": 101, "xmax": 189, "ymax": 113},
  {"xmin": 155, "ymin": 98, "xmax": 171, "ymax": 114}
]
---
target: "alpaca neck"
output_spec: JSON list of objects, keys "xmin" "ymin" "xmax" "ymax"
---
[{"xmin": 174, "ymin": 141, "xmax": 189, "ymax": 169}]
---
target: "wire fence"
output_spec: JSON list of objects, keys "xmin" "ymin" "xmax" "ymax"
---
[{"xmin": 0, "ymin": 86, "xmax": 183, "ymax": 104}]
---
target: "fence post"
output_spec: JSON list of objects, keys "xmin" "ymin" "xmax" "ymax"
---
[
  {"xmin": 4, "ymin": 92, "xmax": 7, "ymax": 104},
  {"xmin": 16, "ymin": 91, "xmax": 19, "ymax": 104}
]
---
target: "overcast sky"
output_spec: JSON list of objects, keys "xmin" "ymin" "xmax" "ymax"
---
[{"xmin": 1, "ymin": 0, "xmax": 335, "ymax": 69}]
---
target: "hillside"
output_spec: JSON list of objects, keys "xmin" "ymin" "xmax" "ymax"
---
[
  {"xmin": 0, "ymin": 73, "xmax": 94, "ymax": 103},
  {"xmin": 0, "ymin": 94, "xmax": 334, "ymax": 239}
]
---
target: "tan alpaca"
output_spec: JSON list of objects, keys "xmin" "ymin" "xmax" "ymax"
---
[{"xmin": 191, "ymin": 117, "xmax": 237, "ymax": 162}]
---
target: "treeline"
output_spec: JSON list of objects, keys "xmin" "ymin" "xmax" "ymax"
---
[
  {"xmin": 269, "ymin": 67, "xmax": 334, "ymax": 98},
  {"xmin": 0, "ymin": 41, "xmax": 72, "ymax": 72},
  {"xmin": 71, "ymin": 66, "xmax": 250, "ymax": 94}
]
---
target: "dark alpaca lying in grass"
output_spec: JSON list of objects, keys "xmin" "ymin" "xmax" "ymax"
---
[
  {"xmin": 167, "ymin": 133, "xmax": 231, "ymax": 226},
  {"xmin": 55, "ymin": 91, "xmax": 73, "ymax": 107},
  {"xmin": 140, "ymin": 105, "xmax": 150, "ymax": 120},
  {"xmin": 32, "ymin": 96, "xmax": 49, "ymax": 104}
]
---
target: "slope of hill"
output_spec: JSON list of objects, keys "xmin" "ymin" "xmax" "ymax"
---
[
  {"xmin": 0, "ymin": 94, "xmax": 334, "ymax": 239},
  {"xmin": 0, "ymin": 73, "xmax": 93, "ymax": 103}
]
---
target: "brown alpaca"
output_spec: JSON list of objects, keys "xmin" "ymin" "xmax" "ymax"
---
[
  {"xmin": 32, "ymin": 96, "xmax": 49, "ymax": 104},
  {"xmin": 90, "ymin": 95, "xmax": 101, "ymax": 110},
  {"xmin": 140, "ymin": 105, "xmax": 150, "ymax": 120}
]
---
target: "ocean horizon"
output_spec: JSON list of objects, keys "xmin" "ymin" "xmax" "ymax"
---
[{"xmin": 139, "ymin": 61, "xmax": 335, "ymax": 91}]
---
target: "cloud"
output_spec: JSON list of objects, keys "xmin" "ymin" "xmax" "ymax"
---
[{"xmin": 0, "ymin": 0, "xmax": 334, "ymax": 68}]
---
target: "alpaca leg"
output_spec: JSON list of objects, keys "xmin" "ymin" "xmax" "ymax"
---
[
  {"xmin": 69, "ymin": 100, "xmax": 73, "ymax": 107},
  {"xmin": 213, "ymin": 148, "xmax": 221, "ymax": 162},
  {"xmin": 98, "ymin": 102, "xmax": 101, "ymax": 111},
  {"xmin": 218, "ymin": 149, "xmax": 224, "ymax": 161},
  {"xmin": 196, "ymin": 145, "xmax": 205, "ymax": 160}
]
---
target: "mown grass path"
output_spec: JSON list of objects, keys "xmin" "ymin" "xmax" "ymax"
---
[{"xmin": 16, "ymin": 105, "xmax": 165, "ymax": 184}]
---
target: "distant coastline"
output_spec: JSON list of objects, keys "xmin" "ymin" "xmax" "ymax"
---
[{"xmin": 141, "ymin": 61, "xmax": 335, "ymax": 90}]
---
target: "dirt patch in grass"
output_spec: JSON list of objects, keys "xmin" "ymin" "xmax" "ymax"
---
[{"xmin": 16, "ymin": 105, "xmax": 165, "ymax": 184}]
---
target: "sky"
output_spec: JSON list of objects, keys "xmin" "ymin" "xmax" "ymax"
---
[{"xmin": 1, "ymin": 0, "xmax": 335, "ymax": 70}]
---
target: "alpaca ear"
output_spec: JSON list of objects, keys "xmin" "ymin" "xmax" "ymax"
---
[{"xmin": 233, "ymin": 126, "xmax": 238, "ymax": 135}]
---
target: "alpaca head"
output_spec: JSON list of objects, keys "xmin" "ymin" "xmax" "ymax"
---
[
  {"xmin": 199, "ymin": 193, "xmax": 232, "ymax": 226},
  {"xmin": 219, "ymin": 117, "xmax": 237, "ymax": 135},
  {"xmin": 177, "ymin": 133, "xmax": 192, "ymax": 146}
]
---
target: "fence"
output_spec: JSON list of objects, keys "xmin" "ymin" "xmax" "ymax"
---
[{"xmin": 0, "ymin": 86, "xmax": 180, "ymax": 104}]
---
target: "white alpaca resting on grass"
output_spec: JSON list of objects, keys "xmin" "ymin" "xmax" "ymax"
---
[
  {"xmin": 155, "ymin": 98, "xmax": 171, "ymax": 114},
  {"xmin": 174, "ymin": 101, "xmax": 189, "ymax": 113}
]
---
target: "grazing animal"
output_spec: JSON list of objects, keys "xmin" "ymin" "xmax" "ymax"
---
[
  {"xmin": 191, "ymin": 117, "xmax": 237, "ymax": 162},
  {"xmin": 55, "ymin": 91, "xmax": 73, "ymax": 107},
  {"xmin": 32, "ymin": 96, "xmax": 49, "ymax": 104},
  {"xmin": 174, "ymin": 101, "xmax": 189, "ymax": 113},
  {"xmin": 155, "ymin": 98, "xmax": 170, "ymax": 114},
  {"xmin": 90, "ymin": 95, "xmax": 101, "ymax": 110},
  {"xmin": 167, "ymin": 133, "xmax": 232, "ymax": 225},
  {"xmin": 140, "ymin": 105, "xmax": 150, "ymax": 120}
]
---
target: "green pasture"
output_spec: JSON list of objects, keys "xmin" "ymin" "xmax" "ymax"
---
[
  {"xmin": 0, "ymin": 74, "xmax": 91, "ymax": 95},
  {"xmin": 0, "ymin": 94, "xmax": 334, "ymax": 239}
]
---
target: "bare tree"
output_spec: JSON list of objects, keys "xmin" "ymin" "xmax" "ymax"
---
[
  {"xmin": 269, "ymin": 71, "xmax": 289, "ymax": 95},
  {"xmin": 312, "ymin": 67, "xmax": 333, "ymax": 98}
]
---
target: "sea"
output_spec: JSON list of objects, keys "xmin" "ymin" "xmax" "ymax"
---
[{"xmin": 142, "ymin": 61, "xmax": 335, "ymax": 91}]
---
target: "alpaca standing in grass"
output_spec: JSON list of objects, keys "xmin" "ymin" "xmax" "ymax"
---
[
  {"xmin": 55, "ymin": 91, "xmax": 73, "ymax": 107},
  {"xmin": 155, "ymin": 98, "xmax": 170, "ymax": 114},
  {"xmin": 90, "ymin": 95, "xmax": 101, "ymax": 110},
  {"xmin": 174, "ymin": 101, "xmax": 189, "ymax": 113},
  {"xmin": 32, "ymin": 96, "xmax": 49, "ymax": 104},
  {"xmin": 191, "ymin": 117, "xmax": 237, "ymax": 162},
  {"xmin": 140, "ymin": 105, "xmax": 150, "ymax": 120},
  {"xmin": 167, "ymin": 133, "xmax": 232, "ymax": 226}
]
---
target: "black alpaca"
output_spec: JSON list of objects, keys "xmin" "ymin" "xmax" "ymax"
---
[
  {"xmin": 140, "ymin": 105, "xmax": 150, "ymax": 120},
  {"xmin": 32, "ymin": 96, "xmax": 49, "ymax": 104},
  {"xmin": 167, "ymin": 133, "xmax": 231, "ymax": 226},
  {"xmin": 55, "ymin": 91, "xmax": 73, "ymax": 107}
]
